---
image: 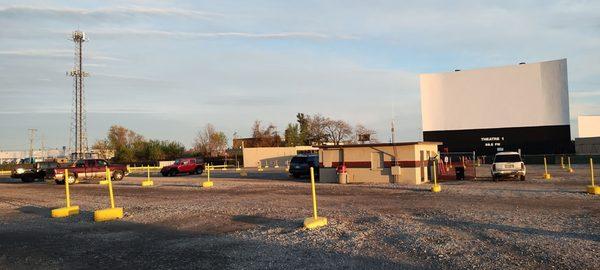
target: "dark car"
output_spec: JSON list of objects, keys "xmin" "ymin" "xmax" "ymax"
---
[
  {"xmin": 161, "ymin": 158, "xmax": 204, "ymax": 176},
  {"xmin": 11, "ymin": 161, "xmax": 60, "ymax": 182},
  {"xmin": 289, "ymin": 154, "xmax": 319, "ymax": 179}
]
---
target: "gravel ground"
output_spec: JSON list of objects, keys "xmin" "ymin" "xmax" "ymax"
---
[{"xmin": 0, "ymin": 165, "xmax": 599, "ymax": 269}]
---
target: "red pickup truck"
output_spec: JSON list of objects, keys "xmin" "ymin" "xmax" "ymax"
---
[
  {"xmin": 160, "ymin": 157, "xmax": 204, "ymax": 176},
  {"xmin": 51, "ymin": 159, "xmax": 128, "ymax": 184}
]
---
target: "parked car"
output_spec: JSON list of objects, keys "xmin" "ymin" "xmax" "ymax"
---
[
  {"xmin": 289, "ymin": 154, "xmax": 319, "ymax": 179},
  {"xmin": 160, "ymin": 158, "xmax": 204, "ymax": 177},
  {"xmin": 11, "ymin": 161, "xmax": 60, "ymax": 182},
  {"xmin": 51, "ymin": 159, "xmax": 128, "ymax": 184},
  {"xmin": 491, "ymin": 152, "xmax": 526, "ymax": 181}
]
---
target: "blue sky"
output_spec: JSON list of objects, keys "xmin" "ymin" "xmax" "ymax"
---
[{"xmin": 1, "ymin": 0, "xmax": 599, "ymax": 151}]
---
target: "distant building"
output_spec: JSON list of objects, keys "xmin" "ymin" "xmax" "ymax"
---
[
  {"xmin": 318, "ymin": 142, "xmax": 441, "ymax": 185},
  {"xmin": 420, "ymin": 59, "xmax": 572, "ymax": 155},
  {"xmin": 575, "ymin": 115, "xmax": 600, "ymax": 154}
]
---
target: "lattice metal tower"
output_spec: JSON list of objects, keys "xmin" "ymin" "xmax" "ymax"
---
[{"xmin": 67, "ymin": 30, "xmax": 89, "ymax": 160}]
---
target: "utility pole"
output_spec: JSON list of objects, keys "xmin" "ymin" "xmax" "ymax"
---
[{"xmin": 28, "ymin": 128, "xmax": 37, "ymax": 161}]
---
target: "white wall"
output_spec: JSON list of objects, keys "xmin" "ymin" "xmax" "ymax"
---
[
  {"xmin": 578, "ymin": 115, "xmax": 600, "ymax": 138},
  {"xmin": 420, "ymin": 59, "xmax": 570, "ymax": 131}
]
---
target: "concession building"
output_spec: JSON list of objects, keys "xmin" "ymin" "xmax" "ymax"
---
[{"xmin": 420, "ymin": 59, "xmax": 572, "ymax": 155}]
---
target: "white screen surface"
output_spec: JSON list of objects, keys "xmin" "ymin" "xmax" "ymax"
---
[{"xmin": 420, "ymin": 59, "xmax": 569, "ymax": 132}]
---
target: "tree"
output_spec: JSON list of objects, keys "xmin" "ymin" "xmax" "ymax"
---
[
  {"xmin": 306, "ymin": 114, "xmax": 329, "ymax": 145},
  {"xmin": 251, "ymin": 120, "xmax": 282, "ymax": 147},
  {"xmin": 297, "ymin": 113, "xmax": 309, "ymax": 145},
  {"xmin": 98, "ymin": 125, "xmax": 185, "ymax": 163},
  {"xmin": 284, "ymin": 123, "xmax": 300, "ymax": 146},
  {"xmin": 354, "ymin": 124, "xmax": 378, "ymax": 143},
  {"xmin": 92, "ymin": 139, "xmax": 113, "ymax": 160},
  {"xmin": 193, "ymin": 124, "xmax": 228, "ymax": 157},
  {"xmin": 323, "ymin": 119, "xmax": 353, "ymax": 145}
]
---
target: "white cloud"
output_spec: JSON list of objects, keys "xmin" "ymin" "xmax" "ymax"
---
[
  {"xmin": 0, "ymin": 5, "xmax": 223, "ymax": 20},
  {"xmin": 88, "ymin": 29, "xmax": 358, "ymax": 40}
]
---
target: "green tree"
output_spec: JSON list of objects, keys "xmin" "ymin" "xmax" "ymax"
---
[{"xmin": 284, "ymin": 123, "xmax": 300, "ymax": 146}]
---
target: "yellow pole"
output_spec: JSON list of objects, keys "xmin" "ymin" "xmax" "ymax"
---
[
  {"xmin": 207, "ymin": 164, "xmax": 210, "ymax": 182},
  {"xmin": 560, "ymin": 156, "xmax": 564, "ymax": 169},
  {"xmin": 106, "ymin": 168, "xmax": 115, "ymax": 209},
  {"xmin": 65, "ymin": 169, "xmax": 71, "ymax": 207},
  {"xmin": 433, "ymin": 161, "xmax": 437, "ymax": 185},
  {"xmin": 591, "ymin": 158, "xmax": 595, "ymax": 187},
  {"xmin": 310, "ymin": 167, "xmax": 318, "ymax": 219},
  {"xmin": 147, "ymin": 165, "xmax": 150, "ymax": 181},
  {"xmin": 567, "ymin": 156, "xmax": 573, "ymax": 172}
]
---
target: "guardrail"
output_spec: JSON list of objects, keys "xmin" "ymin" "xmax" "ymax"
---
[{"xmin": 127, "ymin": 166, "xmax": 162, "ymax": 173}]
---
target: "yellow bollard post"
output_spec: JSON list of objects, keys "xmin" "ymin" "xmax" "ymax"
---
[
  {"xmin": 99, "ymin": 166, "xmax": 109, "ymax": 185},
  {"xmin": 431, "ymin": 160, "xmax": 441, "ymax": 192},
  {"xmin": 543, "ymin": 156, "xmax": 551, "ymax": 179},
  {"xmin": 566, "ymin": 156, "xmax": 574, "ymax": 173},
  {"xmin": 142, "ymin": 165, "xmax": 154, "ymax": 187},
  {"xmin": 560, "ymin": 156, "xmax": 565, "ymax": 169},
  {"xmin": 202, "ymin": 164, "xmax": 213, "ymax": 188},
  {"xmin": 304, "ymin": 167, "xmax": 327, "ymax": 229},
  {"xmin": 94, "ymin": 168, "xmax": 124, "ymax": 222},
  {"xmin": 587, "ymin": 158, "xmax": 599, "ymax": 195},
  {"xmin": 51, "ymin": 169, "xmax": 80, "ymax": 218}
]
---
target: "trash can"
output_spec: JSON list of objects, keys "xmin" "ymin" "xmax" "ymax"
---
[
  {"xmin": 455, "ymin": 166, "xmax": 465, "ymax": 180},
  {"xmin": 338, "ymin": 172, "xmax": 348, "ymax": 184}
]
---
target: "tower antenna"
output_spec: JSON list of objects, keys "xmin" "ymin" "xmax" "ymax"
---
[{"xmin": 67, "ymin": 30, "xmax": 90, "ymax": 160}]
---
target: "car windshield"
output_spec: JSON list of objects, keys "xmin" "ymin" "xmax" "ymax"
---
[
  {"xmin": 495, "ymin": 154, "xmax": 522, "ymax": 163},
  {"xmin": 291, "ymin": 157, "xmax": 308, "ymax": 164},
  {"xmin": 174, "ymin": 159, "xmax": 182, "ymax": 165}
]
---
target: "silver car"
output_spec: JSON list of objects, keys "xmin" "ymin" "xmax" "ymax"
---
[{"xmin": 491, "ymin": 152, "xmax": 526, "ymax": 181}]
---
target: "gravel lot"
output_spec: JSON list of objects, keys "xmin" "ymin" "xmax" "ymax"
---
[{"xmin": 1, "ymin": 165, "xmax": 599, "ymax": 269}]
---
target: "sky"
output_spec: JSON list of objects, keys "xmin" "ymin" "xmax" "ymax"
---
[{"xmin": 1, "ymin": 0, "xmax": 599, "ymax": 151}]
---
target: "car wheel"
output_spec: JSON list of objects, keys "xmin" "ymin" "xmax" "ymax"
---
[
  {"xmin": 169, "ymin": 169, "xmax": 178, "ymax": 177},
  {"xmin": 21, "ymin": 176, "xmax": 35, "ymax": 183},
  {"xmin": 520, "ymin": 175, "xmax": 526, "ymax": 181},
  {"xmin": 195, "ymin": 167, "xmax": 203, "ymax": 175},
  {"xmin": 292, "ymin": 173, "xmax": 301, "ymax": 178},
  {"xmin": 66, "ymin": 174, "xmax": 77, "ymax": 185},
  {"xmin": 161, "ymin": 172, "xmax": 169, "ymax": 177},
  {"xmin": 492, "ymin": 175, "xmax": 497, "ymax": 182},
  {"xmin": 112, "ymin": 170, "xmax": 124, "ymax": 181}
]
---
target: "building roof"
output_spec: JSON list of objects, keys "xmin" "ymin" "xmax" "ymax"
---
[{"xmin": 318, "ymin": 142, "xmax": 442, "ymax": 149}]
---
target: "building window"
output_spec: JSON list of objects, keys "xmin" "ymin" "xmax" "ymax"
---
[{"xmin": 371, "ymin": 152, "xmax": 384, "ymax": 170}]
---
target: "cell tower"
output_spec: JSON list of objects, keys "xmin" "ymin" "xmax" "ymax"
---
[{"xmin": 67, "ymin": 30, "xmax": 89, "ymax": 160}]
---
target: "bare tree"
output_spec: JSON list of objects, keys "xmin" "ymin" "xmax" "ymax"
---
[
  {"xmin": 323, "ymin": 119, "xmax": 353, "ymax": 145},
  {"xmin": 193, "ymin": 124, "xmax": 228, "ymax": 157},
  {"xmin": 306, "ymin": 114, "xmax": 329, "ymax": 145},
  {"xmin": 251, "ymin": 120, "xmax": 282, "ymax": 147},
  {"xmin": 92, "ymin": 139, "xmax": 113, "ymax": 160},
  {"xmin": 354, "ymin": 124, "xmax": 378, "ymax": 143}
]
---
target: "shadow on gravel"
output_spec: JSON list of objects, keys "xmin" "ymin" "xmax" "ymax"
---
[
  {"xmin": 0, "ymin": 214, "xmax": 419, "ymax": 269},
  {"xmin": 18, "ymin": 206, "xmax": 51, "ymax": 217},
  {"xmin": 421, "ymin": 217, "xmax": 600, "ymax": 243}
]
